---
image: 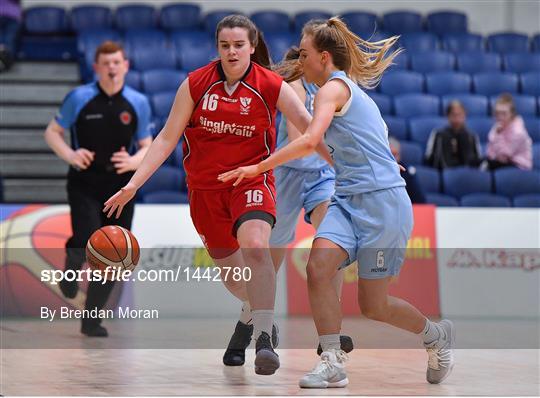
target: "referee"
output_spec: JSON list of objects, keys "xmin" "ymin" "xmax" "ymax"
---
[{"xmin": 44, "ymin": 41, "xmax": 152, "ymax": 337}]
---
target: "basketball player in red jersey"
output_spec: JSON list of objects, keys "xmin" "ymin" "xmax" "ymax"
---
[{"xmin": 104, "ymin": 15, "xmax": 330, "ymax": 375}]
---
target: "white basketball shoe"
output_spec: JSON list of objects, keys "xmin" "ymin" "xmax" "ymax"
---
[
  {"xmin": 425, "ymin": 319, "xmax": 455, "ymax": 384},
  {"xmin": 299, "ymin": 349, "xmax": 349, "ymax": 388}
]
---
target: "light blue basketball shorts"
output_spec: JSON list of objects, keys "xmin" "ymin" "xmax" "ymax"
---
[
  {"xmin": 315, "ymin": 186, "xmax": 414, "ymax": 279},
  {"xmin": 270, "ymin": 166, "xmax": 335, "ymax": 246}
]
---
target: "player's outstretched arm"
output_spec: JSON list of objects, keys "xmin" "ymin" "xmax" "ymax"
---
[
  {"xmin": 218, "ymin": 81, "xmax": 341, "ymax": 186},
  {"xmin": 279, "ymin": 81, "xmax": 333, "ymax": 165},
  {"xmin": 104, "ymin": 79, "xmax": 194, "ymax": 218}
]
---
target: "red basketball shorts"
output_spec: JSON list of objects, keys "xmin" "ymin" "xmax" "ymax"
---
[{"xmin": 189, "ymin": 174, "xmax": 276, "ymax": 259}]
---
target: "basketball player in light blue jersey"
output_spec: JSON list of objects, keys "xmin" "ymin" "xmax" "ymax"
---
[
  {"xmin": 219, "ymin": 17, "xmax": 455, "ymax": 388},
  {"xmin": 270, "ymin": 47, "xmax": 353, "ymax": 356}
]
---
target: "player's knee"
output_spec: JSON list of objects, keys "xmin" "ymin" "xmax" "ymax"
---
[
  {"xmin": 361, "ymin": 303, "xmax": 389, "ymax": 322},
  {"xmin": 306, "ymin": 256, "xmax": 332, "ymax": 286},
  {"xmin": 238, "ymin": 235, "xmax": 268, "ymax": 250}
]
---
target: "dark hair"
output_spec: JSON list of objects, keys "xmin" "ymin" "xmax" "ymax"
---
[
  {"xmin": 302, "ymin": 17, "xmax": 401, "ymax": 89},
  {"xmin": 273, "ymin": 46, "xmax": 303, "ymax": 82},
  {"xmin": 94, "ymin": 41, "xmax": 127, "ymax": 62},
  {"xmin": 215, "ymin": 15, "xmax": 272, "ymax": 69},
  {"xmin": 445, "ymin": 100, "xmax": 466, "ymax": 116}
]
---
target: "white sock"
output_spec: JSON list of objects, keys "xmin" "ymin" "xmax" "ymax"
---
[
  {"xmin": 420, "ymin": 319, "xmax": 441, "ymax": 344},
  {"xmin": 319, "ymin": 334, "xmax": 341, "ymax": 352},
  {"xmin": 239, "ymin": 301, "xmax": 252, "ymax": 325},
  {"xmin": 252, "ymin": 309, "xmax": 274, "ymax": 340}
]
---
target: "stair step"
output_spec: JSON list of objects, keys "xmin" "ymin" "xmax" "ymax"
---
[
  {"xmin": 0, "ymin": 154, "xmax": 68, "ymax": 177},
  {"xmin": 0, "ymin": 105, "xmax": 57, "ymax": 128},
  {"xmin": 0, "ymin": 62, "xmax": 79, "ymax": 83},
  {"xmin": 3, "ymin": 179, "xmax": 67, "ymax": 203},
  {"xmin": 1, "ymin": 83, "xmax": 75, "ymax": 105},
  {"xmin": 0, "ymin": 129, "xmax": 68, "ymax": 152}
]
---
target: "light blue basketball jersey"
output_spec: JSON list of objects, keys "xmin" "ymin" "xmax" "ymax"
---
[
  {"xmin": 276, "ymin": 79, "xmax": 328, "ymax": 170},
  {"xmin": 324, "ymin": 71, "xmax": 405, "ymax": 195}
]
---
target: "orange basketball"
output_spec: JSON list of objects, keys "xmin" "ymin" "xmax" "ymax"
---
[{"xmin": 86, "ymin": 225, "xmax": 140, "ymax": 274}]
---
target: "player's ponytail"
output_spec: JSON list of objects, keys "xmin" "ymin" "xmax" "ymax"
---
[
  {"xmin": 303, "ymin": 17, "xmax": 402, "ymax": 89},
  {"xmin": 273, "ymin": 46, "xmax": 303, "ymax": 83},
  {"xmin": 216, "ymin": 15, "xmax": 273, "ymax": 70}
]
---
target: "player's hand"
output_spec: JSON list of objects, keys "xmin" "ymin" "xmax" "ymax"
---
[
  {"xmin": 103, "ymin": 182, "xmax": 137, "ymax": 219},
  {"xmin": 398, "ymin": 163, "xmax": 406, "ymax": 172},
  {"xmin": 69, "ymin": 148, "xmax": 94, "ymax": 170},
  {"xmin": 218, "ymin": 164, "xmax": 262, "ymax": 186},
  {"xmin": 111, "ymin": 147, "xmax": 136, "ymax": 174}
]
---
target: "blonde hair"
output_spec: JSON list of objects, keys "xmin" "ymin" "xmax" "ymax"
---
[
  {"xmin": 495, "ymin": 93, "xmax": 517, "ymax": 116},
  {"xmin": 303, "ymin": 17, "xmax": 402, "ymax": 89}
]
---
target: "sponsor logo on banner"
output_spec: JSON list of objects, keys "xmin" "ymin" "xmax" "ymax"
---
[
  {"xmin": 0, "ymin": 205, "xmax": 124, "ymax": 317},
  {"xmin": 447, "ymin": 249, "xmax": 540, "ymax": 271},
  {"xmin": 286, "ymin": 205, "xmax": 440, "ymax": 316}
]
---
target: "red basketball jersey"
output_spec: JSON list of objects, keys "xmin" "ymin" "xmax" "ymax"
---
[{"xmin": 183, "ymin": 60, "xmax": 283, "ymax": 190}]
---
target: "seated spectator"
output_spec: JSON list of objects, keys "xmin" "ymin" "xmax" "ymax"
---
[
  {"xmin": 389, "ymin": 136, "xmax": 426, "ymax": 204},
  {"xmin": 425, "ymin": 100, "xmax": 481, "ymax": 169},
  {"xmin": 0, "ymin": 0, "xmax": 21, "ymax": 71},
  {"xmin": 485, "ymin": 93, "xmax": 532, "ymax": 170}
]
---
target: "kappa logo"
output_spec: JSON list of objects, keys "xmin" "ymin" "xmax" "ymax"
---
[{"xmin": 240, "ymin": 97, "xmax": 252, "ymax": 115}]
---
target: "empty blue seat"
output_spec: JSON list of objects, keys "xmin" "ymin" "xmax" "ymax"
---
[
  {"xmin": 71, "ymin": 6, "xmax": 112, "ymax": 32},
  {"xmin": 533, "ymin": 34, "xmax": 540, "ymax": 52},
  {"xmin": 394, "ymin": 94, "xmax": 440, "ymax": 118},
  {"xmin": 414, "ymin": 165, "xmax": 440, "ymax": 193},
  {"xmin": 409, "ymin": 116, "xmax": 447, "ymax": 147},
  {"xmin": 494, "ymin": 168, "xmax": 540, "ymax": 197},
  {"xmin": 368, "ymin": 93, "xmax": 392, "ymax": 114},
  {"xmin": 139, "ymin": 166, "xmax": 185, "ymax": 197},
  {"xmin": 460, "ymin": 193, "xmax": 511, "ymax": 207},
  {"xmin": 151, "ymin": 91, "xmax": 176, "ymax": 118},
  {"xmin": 488, "ymin": 32, "xmax": 530, "ymax": 53},
  {"xmin": 389, "ymin": 52, "xmax": 409, "ymax": 70},
  {"xmin": 457, "ymin": 52, "xmax": 502, "ymax": 73},
  {"xmin": 532, "ymin": 142, "xmax": 540, "ymax": 170},
  {"xmin": 24, "ymin": 6, "xmax": 68, "ymax": 34},
  {"xmin": 442, "ymin": 94, "xmax": 489, "ymax": 116},
  {"xmin": 442, "ymin": 33, "xmax": 484, "ymax": 52},
  {"xmin": 473, "ymin": 72, "xmax": 519, "ymax": 96},
  {"xmin": 141, "ymin": 69, "xmax": 187, "ymax": 94},
  {"xmin": 410, "ymin": 51, "xmax": 455, "ymax": 73},
  {"xmin": 251, "ymin": 11, "xmax": 290, "ymax": 33},
  {"xmin": 77, "ymin": 29, "xmax": 121, "ymax": 55},
  {"xmin": 176, "ymin": 41, "xmax": 215, "ymax": 72},
  {"xmin": 204, "ymin": 10, "xmax": 243, "ymax": 33},
  {"xmin": 520, "ymin": 72, "xmax": 540, "ymax": 96},
  {"xmin": 443, "ymin": 167, "xmax": 492, "ymax": 198},
  {"xmin": 524, "ymin": 117, "xmax": 540, "ymax": 142},
  {"xmin": 379, "ymin": 70, "xmax": 424, "ymax": 96},
  {"xmin": 427, "ymin": 11, "xmax": 467, "ymax": 35},
  {"xmin": 382, "ymin": 11, "xmax": 422, "ymax": 34},
  {"xmin": 265, "ymin": 32, "xmax": 295, "ymax": 62},
  {"xmin": 384, "ymin": 116, "xmax": 408, "ymax": 140},
  {"xmin": 400, "ymin": 32, "xmax": 439, "ymax": 52},
  {"xmin": 143, "ymin": 191, "xmax": 189, "ymax": 204},
  {"xmin": 534, "ymin": 143, "xmax": 540, "ymax": 169},
  {"xmin": 513, "ymin": 194, "xmax": 540, "ymax": 207},
  {"xmin": 341, "ymin": 11, "xmax": 378, "ymax": 36},
  {"xmin": 124, "ymin": 29, "xmax": 168, "ymax": 56},
  {"xmin": 490, "ymin": 95, "xmax": 537, "ymax": 116},
  {"xmin": 115, "ymin": 5, "xmax": 156, "ymax": 30},
  {"xmin": 171, "ymin": 31, "xmax": 215, "ymax": 71},
  {"xmin": 131, "ymin": 47, "xmax": 176, "ymax": 71},
  {"xmin": 504, "ymin": 53, "xmax": 540, "ymax": 73},
  {"xmin": 426, "ymin": 193, "xmax": 459, "ymax": 206},
  {"xmin": 293, "ymin": 11, "xmax": 332, "ymax": 32},
  {"xmin": 426, "ymin": 72, "xmax": 471, "ymax": 95},
  {"xmin": 467, "ymin": 116, "xmax": 493, "ymax": 142},
  {"xmin": 160, "ymin": 3, "xmax": 201, "ymax": 31},
  {"xmin": 125, "ymin": 71, "xmax": 141, "ymax": 91},
  {"xmin": 399, "ymin": 141, "xmax": 423, "ymax": 166}
]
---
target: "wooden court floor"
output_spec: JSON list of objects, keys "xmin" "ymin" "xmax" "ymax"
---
[{"xmin": 1, "ymin": 318, "xmax": 539, "ymax": 396}]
